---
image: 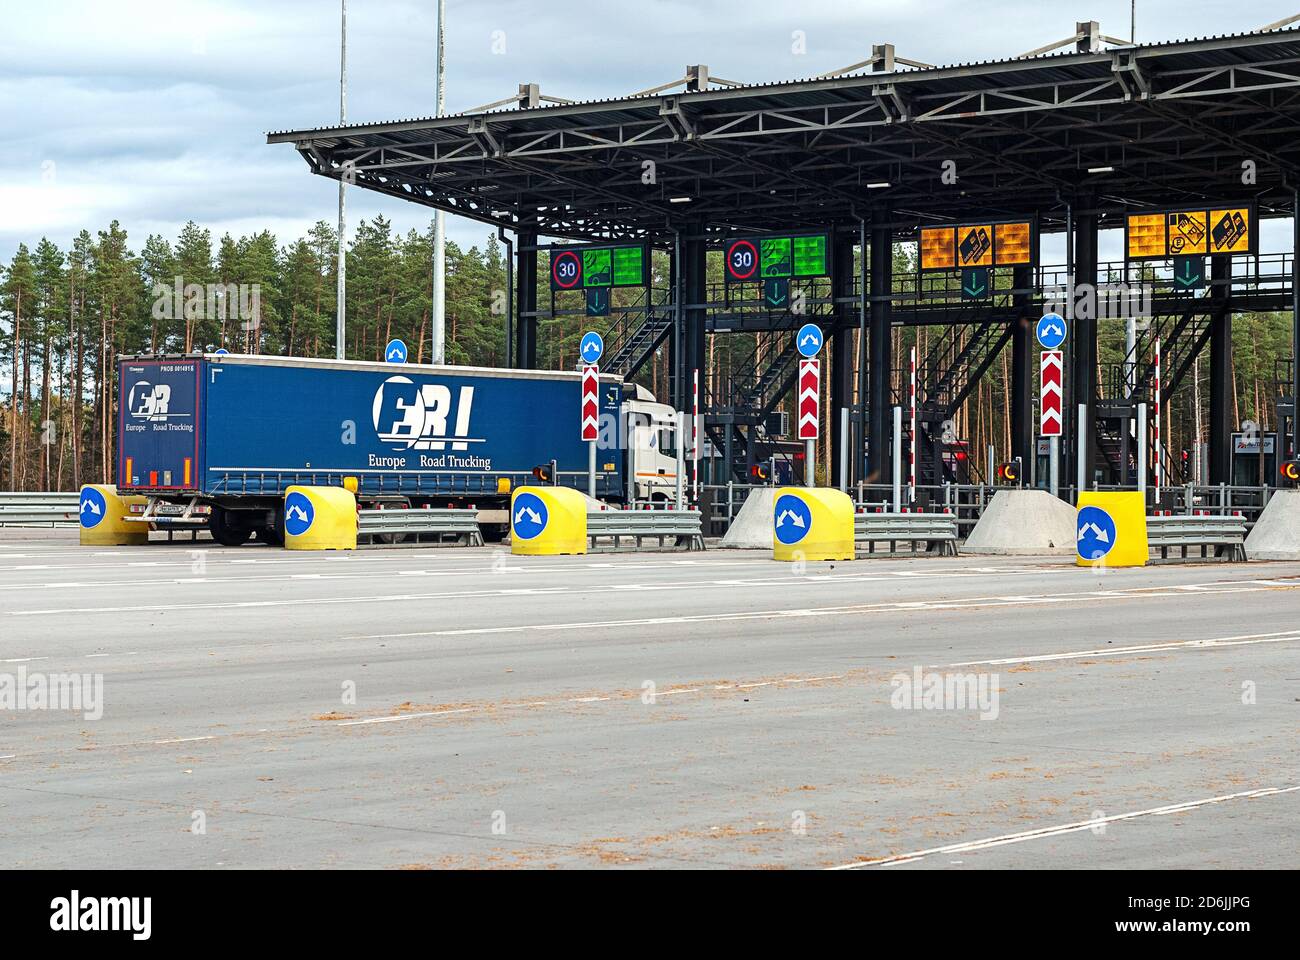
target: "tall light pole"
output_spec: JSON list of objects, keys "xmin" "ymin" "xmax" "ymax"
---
[
  {"xmin": 431, "ymin": 0, "xmax": 447, "ymax": 364},
  {"xmin": 336, "ymin": 0, "xmax": 348, "ymax": 360}
]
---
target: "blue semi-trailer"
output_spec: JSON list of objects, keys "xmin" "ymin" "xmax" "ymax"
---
[{"xmin": 116, "ymin": 353, "xmax": 681, "ymax": 545}]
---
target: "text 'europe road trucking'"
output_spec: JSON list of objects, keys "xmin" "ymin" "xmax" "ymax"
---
[{"xmin": 115, "ymin": 353, "xmax": 682, "ymax": 544}]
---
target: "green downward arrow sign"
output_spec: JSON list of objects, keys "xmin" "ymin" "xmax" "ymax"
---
[
  {"xmin": 961, "ymin": 267, "xmax": 989, "ymax": 299},
  {"xmin": 1173, "ymin": 255, "xmax": 1203, "ymax": 290}
]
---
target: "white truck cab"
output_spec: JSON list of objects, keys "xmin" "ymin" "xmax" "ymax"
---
[{"xmin": 622, "ymin": 385, "xmax": 682, "ymax": 502}]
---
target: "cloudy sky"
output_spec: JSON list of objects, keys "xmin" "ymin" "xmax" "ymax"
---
[{"xmin": 2, "ymin": 0, "xmax": 1298, "ymax": 263}]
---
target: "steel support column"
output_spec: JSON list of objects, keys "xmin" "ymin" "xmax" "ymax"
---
[
  {"xmin": 831, "ymin": 236, "xmax": 856, "ymax": 486},
  {"xmin": 1011, "ymin": 264, "xmax": 1034, "ymax": 469},
  {"xmin": 682, "ymin": 222, "xmax": 707, "ymax": 415},
  {"xmin": 868, "ymin": 212, "xmax": 892, "ymax": 485},
  {"xmin": 515, "ymin": 230, "xmax": 538, "ymax": 369},
  {"xmin": 1209, "ymin": 256, "xmax": 1233, "ymax": 484},
  {"xmin": 1293, "ymin": 189, "xmax": 1300, "ymax": 460},
  {"xmin": 1069, "ymin": 211, "xmax": 1098, "ymax": 488}
]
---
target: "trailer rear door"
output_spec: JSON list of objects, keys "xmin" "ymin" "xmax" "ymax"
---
[{"xmin": 117, "ymin": 359, "xmax": 203, "ymax": 492}]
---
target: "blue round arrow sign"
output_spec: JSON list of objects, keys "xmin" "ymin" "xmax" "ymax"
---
[
  {"xmin": 79, "ymin": 487, "xmax": 107, "ymax": 529},
  {"xmin": 385, "ymin": 339, "xmax": 409, "ymax": 364},
  {"xmin": 1076, "ymin": 505, "xmax": 1117, "ymax": 561},
  {"xmin": 774, "ymin": 494, "xmax": 813, "ymax": 545},
  {"xmin": 284, "ymin": 492, "xmax": 315, "ymax": 536},
  {"xmin": 512, "ymin": 493, "xmax": 549, "ymax": 540},
  {"xmin": 796, "ymin": 324, "xmax": 823, "ymax": 358},
  {"xmin": 580, "ymin": 331, "xmax": 604, "ymax": 364},
  {"xmin": 1036, "ymin": 313, "xmax": 1067, "ymax": 350}
]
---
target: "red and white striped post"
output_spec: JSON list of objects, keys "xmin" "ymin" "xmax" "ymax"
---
[
  {"xmin": 1153, "ymin": 338, "xmax": 1162, "ymax": 500},
  {"xmin": 909, "ymin": 345, "xmax": 917, "ymax": 504},
  {"xmin": 797, "ymin": 359, "xmax": 820, "ymax": 487},
  {"xmin": 581, "ymin": 364, "xmax": 599, "ymax": 497}
]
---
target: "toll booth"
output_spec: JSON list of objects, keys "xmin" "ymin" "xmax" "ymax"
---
[
  {"xmin": 1231, "ymin": 432, "xmax": 1278, "ymax": 487},
  {"xmin": 1035, "ymin": 437, "xmax": 1051, "ymax": 490}
]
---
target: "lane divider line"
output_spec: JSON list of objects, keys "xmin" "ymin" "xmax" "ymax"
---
[{"xmin": 828, "ymin": 785, "xmax": 1300, "ymax": 869}]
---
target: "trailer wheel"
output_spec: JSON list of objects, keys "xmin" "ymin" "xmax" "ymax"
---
[
  {"xmin": 209, "ymin": 506, "xmax": 253, "ymax": 547},
  {"xmin": 256, "ymin": 506, "xmax": 285, "ymax": 546}
]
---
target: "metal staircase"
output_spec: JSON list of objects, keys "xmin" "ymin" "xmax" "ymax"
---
[
  {"xmin": 592, "ymin": 288, "xmax": 675, "ymax": 381},
  {"xmin": 1094, "ymin": 297, "xmax": 1223, "ymax": 485}
]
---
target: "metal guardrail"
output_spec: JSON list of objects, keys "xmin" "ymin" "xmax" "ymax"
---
[
  {"xmin": 1145, "ymin": 515, "xmax": 1247, "ymax": 562},
  {"xmin": 0, "ymin": 492, "xmax": 81, "ymax": 527},
  {"xmin": 587, "ymin": 509, "xmax": 705, "ymax": 551},
  {"xmin": 357, "ymin": 507, "xmax": 483, "ymax": 546},
  {"xmin": 855, "ymin": 511, "xmax": 960, "ymax": 556}
]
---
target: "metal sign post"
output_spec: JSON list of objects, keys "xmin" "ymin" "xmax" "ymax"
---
[
  {"xmin": 1077, "ymin": 402, "xmax": 1088, "ymax": 496},
  {"xmin": 1039, "ymin": 338, "xmax": 1065, "ymax": 501},
  {"xmin": 796, "ymin": 324, "xmax": 823, "ymax": 488},
  {"xmin": 581, "ymin": 331, "xmax": 603, "ymax": 499},
  {"xmin": 1137, "ymin": 401, "xmax": 1148, "ymax": 498},
  {"xmin": 909, "ymin": 346, "xmax": 917, "ymax": 504},
  {"xmin": 892, "ymin": 406, "xmax": 903, "ymax": 513}
]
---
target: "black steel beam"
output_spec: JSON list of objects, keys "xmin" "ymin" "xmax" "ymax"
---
[
  {"xmin": 868, "ymin": 211, "xmax": 892, "ymax": 485},
  {"xmin": 682, "ymin": 221, "xmax": 708, "ymax": 415},
  {"xmin": 831, "ymin": 238, "xmax": 856, "ymax": 486},
  {"xmin": 1210, "ymin": 256, "xmax": 1234, "ymax": 484},
  {"xmin": 1070, "ymin": 209, "xmax": 1098, "ymax": 488},
  {"xmin": 515, "ymin": 229, "xmax": 538, "ymax": 368},
  {"xmin": 1011, "ymin": 265, "xmax": 1035, "ymax": 468}
]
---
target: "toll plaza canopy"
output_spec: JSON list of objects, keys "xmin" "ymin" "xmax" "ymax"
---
[
  {"xmin": 270, "ymin": 23, "xmax": 1300, "ymax": 493},
  {"xmin": 269, "ymin": 27, "xmax": 1300, "ymax": 239}
]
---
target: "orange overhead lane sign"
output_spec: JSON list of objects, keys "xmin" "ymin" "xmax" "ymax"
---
[
  {"xmin": 995, "ymin": 222, "xmax": 1032, "ymax": 265},
  {"xmin": 957, "ymin": 225, "xmax": 994, "ymax": 267},
  {"xmin": 1126, "ymin": 213, "xmax": 1165, "ymax": 259},
  {"xmin": 919, "ymin": 220, "xmax": 1034, "ymax": 271},
  {"xmin": 1127, "ymin": 205, "xmax": 1254, "ymax": 259},
  {"xmin": 920, "ymin": 227, "xmax": 955, "ymax": 270},
  {"xmin": 1166, "ymin": 211, "xmax": 1206, "ymax": 255},
  {"xmin": 1209, "ymin": 208, "xmax": 1251, "ymax": 254}
]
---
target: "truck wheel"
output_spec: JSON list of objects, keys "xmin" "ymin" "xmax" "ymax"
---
[{"xmin": 209, "ymin": 506, "xmax": 253, "ymax": 547}]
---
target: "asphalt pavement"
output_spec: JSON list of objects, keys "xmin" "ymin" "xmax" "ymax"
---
[{"xmin": 1, "ymin": 530, "xmax": 1296, "ymax": 869}]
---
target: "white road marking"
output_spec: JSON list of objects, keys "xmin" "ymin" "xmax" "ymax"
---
[
  {"xmin": 152, "ymin": 736, "xmax": 215, "ymax": 745},
  {"xmin": 829, "ymin": 785, "xmax": 1300, "ymax": 869},
  {"xmin": 4, "ymin": 567, "xmax": 1087, "ymax": 616},
  {"xmin": 357, "ymin": 579, "xmax": 1299, "ymax": 638},
  {"xmin": 947, "ymin": 631, "xmax": 1300, "ymax": 666},
  {"xmin": 1, "ymin": 657, "xmax": 47, "ymax": 663},
  {"xmin": 337, "ymin": 708, "xmax": 473, "ymax": 726}
]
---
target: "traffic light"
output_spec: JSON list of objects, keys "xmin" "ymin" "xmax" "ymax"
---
[
  {"xmin": 750, "ymin": 463, "xmax": 770, "ymax": 482},
  {"xmin": 995, "ymin": 458, "xmax": 1022, "ymax": 485},
  {"xmin": 1281, "ymin": 459, "xmax": 1300, "ymax": 483},
  {"xmin": 531, "ymin": 460, "xmax": 557, "ymax": 485}
]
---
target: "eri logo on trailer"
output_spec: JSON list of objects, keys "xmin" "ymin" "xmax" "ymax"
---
[
  {"xmin": 511, "ymin": 493, "xmax": 549, "ymax": 540},
  {"xmin": 1076, "ymin": 505, "xmax": 1117, "ymax": 561},
  {"xmin": 372, "ymin": 376, "xmax": 476, "ymax": 451},
  {"xmin": 284, "ymin": 492, "xmax": 315, "ymax": 536},
  {"xmin": 79, "ymin": 487, "xmax": 108, "ymax": 529},
  {"xmin": 773, "ymin": 494, "xmax": 813, "ymax": 545},
  {"xmin": 126, "ymin": 381, "xmax": 174, "ymax": 422}
]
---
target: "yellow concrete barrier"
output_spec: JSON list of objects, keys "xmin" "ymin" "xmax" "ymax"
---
[
  {"xmin": 510, "ymin": 486, "xmax": 587, "ymax": 555},
  {"xmin": 772, "ymin": 487, "xmax": 855, "ymax": 562},
  {"xmin": 284, "ymin": 485, "xmax": 357, "ymax": 551},
  {"xmin": 1076, "ymin": 491, "xmax": 1148, "ymax": 567},
  {"xmin": 79, "ymin": 485, "xmax": 149, "ymax": 546}
]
